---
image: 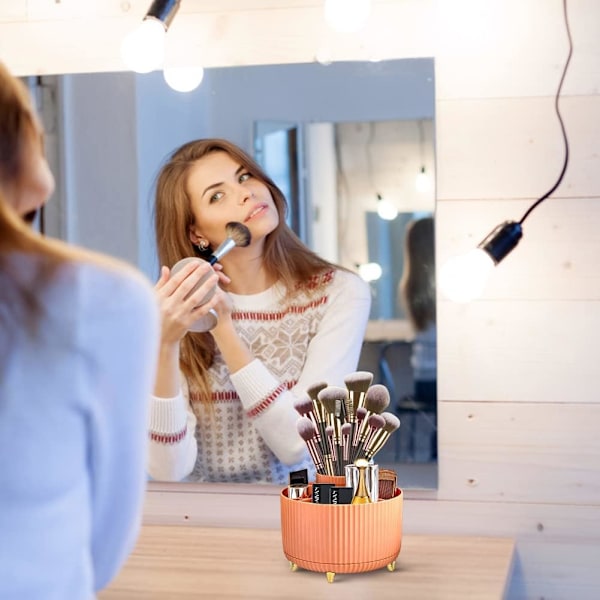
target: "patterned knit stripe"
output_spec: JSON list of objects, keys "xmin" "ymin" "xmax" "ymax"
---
[
  {"xmin": 233, "ymin": 295, "xmax": 327, "ymax": 322},
  {"xmin": 246, "ymin": 382, "xmax": 287, "ymax": 419},
  {"xmin": 149, "ymin": 427, "xmax": 187, "ymax": 445},
  {"xmin": 189, "ymin": 379, "xmax": 297, "ymax": 405}
]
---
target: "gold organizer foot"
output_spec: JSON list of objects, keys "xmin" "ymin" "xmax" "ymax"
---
[
  {"xmin": 326, "ymin": 572, "xmax": 335, "ymax": 583},
  {"xmin": 289, "ymin": 562, "xmax": 298, "ymax": 572},
  {"xmin": 387, "ymin": 561, "xmax": 396, "ymax": 572}
]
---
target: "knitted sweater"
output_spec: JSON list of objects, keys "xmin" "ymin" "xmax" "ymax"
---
[
  {"xmin": 0, "ymin": 254, "xmax": 160, "ymax": 599},
  {"xmin": 148, "ymin": 269, "xmax": 371, "ymax": 484}
]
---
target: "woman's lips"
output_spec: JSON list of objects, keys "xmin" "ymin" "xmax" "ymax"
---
[{"xmin": 244, "ymin": 203, "xmax": 268, "ymax": 222}]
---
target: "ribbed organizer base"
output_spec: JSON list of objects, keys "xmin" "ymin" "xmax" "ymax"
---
[{"xmin": 279, "ymin": 487, "xmax": 403, "ymax": 583}]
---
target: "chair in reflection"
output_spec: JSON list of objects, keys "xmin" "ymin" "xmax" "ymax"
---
[{"xmin": 378, "ymin": 340, "xmax": 437, "ymax": 462}]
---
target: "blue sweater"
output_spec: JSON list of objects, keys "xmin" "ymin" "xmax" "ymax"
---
[{"xmin": 0, "ymin": 254, "xmax": 159, "ymax": 599}]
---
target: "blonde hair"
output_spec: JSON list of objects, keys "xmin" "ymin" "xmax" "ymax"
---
[
  {"xmin": 399, "ymin": 216, "xmax": 436, "ymax": 332},
  {"xmin": 154, "ymin": 138, "xmax": 339, "ymax": 403}
]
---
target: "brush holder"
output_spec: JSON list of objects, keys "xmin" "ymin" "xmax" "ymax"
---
[{"xmin": 280, "ymin": 485, "xmax": 402, "ymax": 583}]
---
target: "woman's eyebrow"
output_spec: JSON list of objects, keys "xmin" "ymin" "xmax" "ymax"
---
[{"xmin": 202, "ymin": 164, "xmax": 245, "ymax": 198}]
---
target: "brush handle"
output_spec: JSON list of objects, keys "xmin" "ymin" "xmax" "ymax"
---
[{"xmin": 364, "ymin": 430, "xmax": 394, "ymax": 461}]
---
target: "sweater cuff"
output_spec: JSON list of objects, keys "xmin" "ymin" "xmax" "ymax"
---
[
  {"xmin": 229, "ymin": 358, "xmax": 281, "ymax": 411},
  {"xmin": 149, "ymin": 392, "xmax": 188, "ymax": 434}
]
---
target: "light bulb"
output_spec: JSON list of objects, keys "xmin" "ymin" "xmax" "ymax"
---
[
  {"xmin": 376, "ymin": 194, "xmax": 398, "ymax": 221},
  {"xmin": 121, "ymin": 18, "xmax": 166, "ymax": 73},
  {"xmin": 416, "ymin": 166, "xmax": 432, "ymax": 193},
  {"xmin": 163, "ymin": 66, "xmax": 204, "ymax": 92},
  {"xmin": 324, "ymin": 0, "xmax": 371, "ymax": 33},
  {"xmin": 358, "ymin": 262, "xmax": 382, "ymax": 282},
  {"xmin": 439, "ymin": 248, "xmax": 494, "ymax": 303}
]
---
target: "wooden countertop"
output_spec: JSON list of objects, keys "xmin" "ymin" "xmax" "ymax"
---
[{"xmin": 99, "ymin": 526, "xmax": 514, "ymax": 599}]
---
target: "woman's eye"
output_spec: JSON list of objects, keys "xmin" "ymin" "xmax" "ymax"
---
[
  {"xmin": 239, "ymin": 172, "xmax": 252, "ymax": 183},
  {"xmin": 209, "ymin": 191, "xmax": 224, "ymax": 203}
]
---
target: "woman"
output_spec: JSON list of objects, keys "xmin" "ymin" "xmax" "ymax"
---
[
  {"xmin": 148, "ymin": 139, "xmax": 371, "ymax": 484},
  {"xmin": 398, "ymin": 216, "xmax": 437, "ymax": 459},
  {"xmin": 0, "ymin": 62, "xmax": 160, "ymax": 597}
]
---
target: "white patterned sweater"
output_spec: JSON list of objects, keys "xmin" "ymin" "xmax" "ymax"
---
[{"xmin": 148, "ymin": 269, "xmax": 371, "ymax": 484}]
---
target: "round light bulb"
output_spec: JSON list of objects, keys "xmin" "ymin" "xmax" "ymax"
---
[
  {"xmin": 439, "ymin": 248, "xmax": 495, "ymax": 303},
  {"xmin": 121, "ymin": 18, "xmax": 166, "ymax": 74},
  {"xmin": 376, "ymin": 196, "xmax": 398, "ymax": 221},
  {"xmin": 163, "ymin": 66, "xmax": 205, "ymax": 92},
  {"xmin": 358, "ymin": 262, "xmax": 382, "ymax": 282},
  {"xmin": 324, "ymin": 0, "xmax": 371, "ymax": 33}
]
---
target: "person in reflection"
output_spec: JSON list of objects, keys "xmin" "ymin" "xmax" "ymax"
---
[
  {"xmin": 149, "ymin": 138, "xmax": 371, "ymax": 484},
  {"xmin": 0, "ymin": 61, "xmax": 161, "ymax": 597},
  {"xmin": 398, "ymin": 216, "xmax": 437, "ymax": 459}
]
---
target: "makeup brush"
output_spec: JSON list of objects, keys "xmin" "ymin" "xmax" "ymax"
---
[
  {"xmin": 296, "ymin": 417, "xmax": 326, "ymax": 475},
  {"xmin": 352, "ymin": 384, "xmax": 390, "ymax": 461},
  {"xmin": 364, "ymin": 412, "xmax": 401, "ymax": 461},
  {"xmin": 170, "ymin": 222, "xmax": 251, "ymax": 333},
  {"xmin": 353, "ymin": 413, "xmax": 386, "ymax": 461},
  {"xmin": 208, "ymin": 221, "xmax": 251, "ymax": 265},
  {"xmin": 350, "ymin": 406, "xmax": 368, "ymax": 462},
  {"xmin": 293, "ymin": 395, "xmax": 323, "ymax": 448},
  {"xmin": 317, "ymin": 386, "xmax": 348, "ymax": 475},
  {"xmin": 305, "ymin": 382, "xmax": 330, "ymax": 460},
  {"xmin": 343, "ymin": 371, "xmax": 373, "ymax": 459},
  {"xmin": 341, "ymin": 422, "xmax": 352, "ymax": 468},
  {"xmin": 325, "ymin": 425, "xmax": 338, "ymax": 474}
]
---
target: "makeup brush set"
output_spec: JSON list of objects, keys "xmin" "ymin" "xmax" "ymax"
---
[
  {"xmin": 280, "ymin": 371, "xmax": 404, "ymax": 583},
  {"xmin": 293, "ymin": 371, "xmax": 401, "ymax": 482}
]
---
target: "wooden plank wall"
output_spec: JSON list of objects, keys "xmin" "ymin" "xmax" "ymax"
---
[{"xmin": 2, "ymin": 1, "xmax": 599, "ymax": 598}]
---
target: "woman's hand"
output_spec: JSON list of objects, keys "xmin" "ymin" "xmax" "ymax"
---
[{"xmin": 155, "ymin": 261, "xmax": 222, "ymax": 345}]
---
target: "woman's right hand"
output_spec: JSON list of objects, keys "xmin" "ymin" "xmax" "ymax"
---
[{"xmin": 155, "ymin": 261, "xmax": 221, "ymax": 345}]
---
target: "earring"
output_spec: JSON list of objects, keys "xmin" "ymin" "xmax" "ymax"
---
[{"xmin": 197, "ymin": 239, "xmax": 209, "ymax": 251}]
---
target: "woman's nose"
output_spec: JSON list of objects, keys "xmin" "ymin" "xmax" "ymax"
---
[{"xmin": 238, "ymin": 189, "xmax": 251, "ymax": 205}]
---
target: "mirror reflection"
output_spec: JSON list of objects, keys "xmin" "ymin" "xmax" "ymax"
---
[{"xmin": 40, "ymin": 58, "xmax": 436, "ymax": 487}]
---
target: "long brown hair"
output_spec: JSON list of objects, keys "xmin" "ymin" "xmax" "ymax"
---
[
  {"xmin": 0, "ymin": 62, "xmax": 124, "ymax": 339},
  {"xmin": 154, "ymin": 138, "xmax": 339, "ymax": 402},
  {"xmin": 399, "ymin": 216, "xmax": 436, "ymax": 332},
  {"xmin": 0, "ymin": 61, "xmax": 70, "ymax": 334}
]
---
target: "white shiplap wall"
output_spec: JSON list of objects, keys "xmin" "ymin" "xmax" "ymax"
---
[{"xmin": 2, "ymin": 1, "xmax": 599, "ymax": 598}]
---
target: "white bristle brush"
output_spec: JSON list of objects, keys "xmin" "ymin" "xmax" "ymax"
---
[
  {"xmin": 364, "ymin": 412, "xmax": 401, "ymax": 460},
  {"xmin": 296, "ymin": 417, "xmax": 326, "ymax": 475}
]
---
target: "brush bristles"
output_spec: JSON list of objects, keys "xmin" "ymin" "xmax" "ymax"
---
[
  {"xmin": 343, "ymin": 371, "xmax": 373, "ymax": 393},
  {"xmin": 293, "ymin": 395, "xmax": 314, "ymax": 416},
  {"xmin": 225, "ymin": 221, "xmax": 251, "ymax": 247},
  {"xmin": 296, "ymin": 416, "xmax": 318, "ymax": 441},
  {"xmin": 363, "ymin": 384, "xmax": 391, "ymax": 414},
  {"xmin": 299, "ymin": 374, "xmax": 401, "ymax": 475},
  {"xmin": 306, "ymin": 381, "xmax": 328, "ymax": 402}
]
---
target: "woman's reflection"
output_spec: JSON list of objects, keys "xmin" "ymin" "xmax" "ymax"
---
[
  {"xmin": 148, "ymin": 138, "xmax": 371, "ymax": 484},
  {"xmin": 397, "ymin": 216, "xmax": 437, "ymax": 459}
]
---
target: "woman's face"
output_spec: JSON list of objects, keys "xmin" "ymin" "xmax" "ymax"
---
[{"xmin": 186, "ymin": 151, "xmax": 279, "ymax": 250}]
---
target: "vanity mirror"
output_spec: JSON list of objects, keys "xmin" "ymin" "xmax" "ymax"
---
[{"xmin": 38, "ymin": 57, "xmax": 436, "ymax": 488}]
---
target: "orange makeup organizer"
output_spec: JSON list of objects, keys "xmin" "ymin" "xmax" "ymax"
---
[{"xmin": 279, "ymin": 475, "xmax": 403, "ymax": 583}]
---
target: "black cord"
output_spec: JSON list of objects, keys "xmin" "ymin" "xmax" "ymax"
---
[{"xmin": 518, "ymin": 0, "xmax": 573, "ymax": 225}]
